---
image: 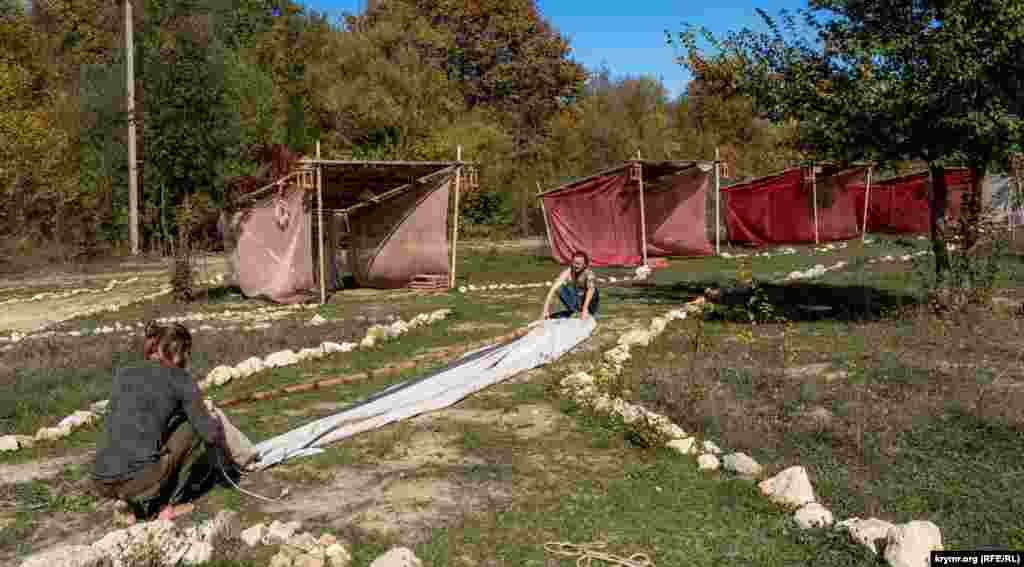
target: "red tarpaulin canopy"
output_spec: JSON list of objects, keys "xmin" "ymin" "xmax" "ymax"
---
[
  {"xmin": 848, "ymin": 168, "xmax": 973, "ymax": 234},
  {"xmin": 538, "ymin": 161, "xmax": 714, "ymax": 267},
  {"xmin": 722, "ymin": 166, "xmax": 868, "ymax": 246}
]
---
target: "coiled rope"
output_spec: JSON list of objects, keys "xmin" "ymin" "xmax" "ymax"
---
[{"xmin": 543, "ymin": 541, "xmax": 655, "ymax": 567}]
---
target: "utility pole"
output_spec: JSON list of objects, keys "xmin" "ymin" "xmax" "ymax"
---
[{"xmin": 126, "ymin": 0, "xmax": 139, "ymax": 255}]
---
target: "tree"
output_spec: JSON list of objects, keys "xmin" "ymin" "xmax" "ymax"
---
[{"xmin": 674, "ymin": 0, "xmax": 1024, "ymax": 279}]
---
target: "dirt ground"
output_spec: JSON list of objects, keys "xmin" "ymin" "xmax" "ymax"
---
[{"xmin": 0, "ymin": 255, "xmax": 228, "ymax": 334}]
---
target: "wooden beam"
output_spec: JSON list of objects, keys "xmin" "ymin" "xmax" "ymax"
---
[
  {"xmin": 317, "ymin": 141, "xmax": 326, "ymax": 305},
  {"xmin": 637, "ymin": 151, "xmax": 649, "ymax": 267},
  {"xmin": 714, "ymin": 147, "xmax": 721, "ymax": 256},
  {"xmin": 216, "ymin": 327, "xmax": 531, "ymax": 408},
  {"xmin": 862, "ymin": 166, "xmax": 873, "ymax": 242},
  {"xmin": 812, "ymin": 163, "xmax": 820, "ymax": 245},
  {"xmin": 537, "ymin": 182, "xmax": 556, "ymax": 259},
  {"xmin": 337, "ymin": 166, "xmax": 457, "ymax": 216},
  {"xmin": 450, "ymin": 146, "xmax": 462, "ymax": 288}
]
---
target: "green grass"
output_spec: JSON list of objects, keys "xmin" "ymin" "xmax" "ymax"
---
[{"xmin": 7, "ymin": 242, "xmax": 1024, "ymax": 565}]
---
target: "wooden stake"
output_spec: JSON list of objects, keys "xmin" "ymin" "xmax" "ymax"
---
[
  {"xmin": 862, "ymin": 166, "xmax": 873, "ymax": 242},
  {"xmin": 714, "ymin": 147, "xmax": 721, "ymax": 255},
  {"xmin": 537, "ymin": 182, "xmax": 556, "ymax": 260},
  {"xmin": 450, "ymin": 146, "xmax": 462, "ymax": 288},
  {"xmin": 637, "ymin": 150, "xmax": 649, "ymax": 267},
  {"xmin": 812, "ymin": 163, "xmax": 820, "ymax": 245},
  {"xmin": 317, "ymin": 141, "xmax": 326, "ymax": 305}
]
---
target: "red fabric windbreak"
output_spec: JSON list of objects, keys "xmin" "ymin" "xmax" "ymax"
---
[
  {"xmin": 235, "ymin": 186, "xmax": 315, "ymax": 304},
  {"xmin": 540, "ymin": 167, "xmax": 713, "ymax": 267},
  {"xmin": 542, "ymin": 170, "xmax": 643, "ymax": 267},
  {"xmin": 849, "ymin": 169, "xmax": 973, "ymax": 234},
  {"xmin": 723, "ymin": 167, "xmax": 867, "ymax": 245},
  {"xmin": 644, "ymin": 167, "xmax": 713, "ymax": 257}
]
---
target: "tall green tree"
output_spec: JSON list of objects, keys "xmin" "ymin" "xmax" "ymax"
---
[
  {"xmin": 137, "ymin": 0, "xmax": 241, "ymax": 251},
  {"xmin": 676, "ymin": 0, "xmax": 1024, "ymax": 278}
]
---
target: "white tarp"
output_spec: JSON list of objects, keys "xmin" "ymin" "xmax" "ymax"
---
[{"xmin": 246, "ymin": 317, "xmax": 596, "ymax": 470}]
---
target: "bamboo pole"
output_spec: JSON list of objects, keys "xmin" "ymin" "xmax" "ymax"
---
[
  {"xmin": 449, "ymin": 146, "xmax": 463, "ymax": 288},
  {"xmin": 714, "ymin": 154, "xmax": 723, "ymax": 252},
  {"xmin": 812, "ymin": 162, "xmax": 820, "ymax": 245},
  {"xmin": 317, "ymin": 140, "xmax": 326, "ymax": 305},
  {"xmin": 218, "ymin": 327, "xmax": 531, "ymax": 408},
  {"xmin": 861, "ymin": 166, "xmax": 873, "ymax": 242},
  {"xmin": 637, "ymin": 151, "xmax": 649, "ymax": 267}
]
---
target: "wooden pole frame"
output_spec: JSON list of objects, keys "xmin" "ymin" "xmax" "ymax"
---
[
  {"xmin": 714, "ymin": 147, "xmax": 721, "ymax": 256},
  {"xmin": 636, "ymin": 151, "xmax": 649, "ymax": 267},
  {"xmin": 812, "ymin": 162, "xmax": 820, "ymax": 245},
  {"xmin": 449, "ymin": 146, "xmax": 462, "ymax": 288},
  {"xmin": 861, "ymin": 166, "xmax": 873, "ymax": 242},
  {"xmin": 317, "ymin": 140, "xmax": 326, "ymax": 305},
  {"xmin": 537, "ymin": 182, "xmax": 556, "ymax": 259}
]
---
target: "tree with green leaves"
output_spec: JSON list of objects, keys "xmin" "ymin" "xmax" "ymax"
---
[{"xmin": 675, "ymin": 0, "xmax": 1024, "ymax": 279}]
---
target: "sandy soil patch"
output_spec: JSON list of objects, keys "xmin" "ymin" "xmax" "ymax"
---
[{"xmin": 0, "ymin": 452, "xmax": 94, "ymax": 486}]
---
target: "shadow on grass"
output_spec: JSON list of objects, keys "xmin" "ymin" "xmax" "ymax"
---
[{"xmin": 606, "ymin": 280, "xmax": 920, "ymax": 322}]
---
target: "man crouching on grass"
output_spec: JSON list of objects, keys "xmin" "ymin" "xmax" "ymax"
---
[{"xmin": 92, "ymin": 322, "xmax": 231, "ymax": 522}]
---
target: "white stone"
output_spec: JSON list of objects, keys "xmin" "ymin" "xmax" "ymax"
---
[
  {"xmin": 561, "ymin": 371, "xmax": 596, "ymax": 390},
  {"xmin": 369, "ymin": 547, "xmax": 423, "ymax": 567},
  {"xmin": 288, "ymin": 532, "xmax": 321, "ymax": 553},
  {"xmin": 299, "ymin": 347, "xmax": 325, "ymax": 360},
  {"xmin": 35, "ymin": 425, "xmax": 72, "ymax": 442},
  {"xmin": 309, "ymin": 314, "xmax": 328, "ymax": 326},
  {"xmin": 207, "ymin": 366, "xmax": 237, "ymax": 387},
  {"xmin": 389, "ymin": 321, "xmax": 410, "ymax": 336},
  {"xmin": 603, "ymin": 345, "xmax": 631, "ymax": 365},
  {"xmin": 702, "ymin": 440, "xmax": 722, "ymax": 454},
  {"xmin": 787, "ymin": 271, "xmax": 803, "ymax": 280},
  {"xmin": 795, "ymin": 502, "xmax": 833, "ymax": 529},
  {"xmin": 722, "ymin": 452, "xmax": 763, "ymax": 477},
  {"xmin": 658, "ymin": 422, "xmax": 687, "ymax": 440},
  {"xmin": 263, "ymin": 520, "xmax": 300, "ymax": 546},
  {"xmin": 758, "ymin": 466, "xmax": 817, "ymax": 507},
  {"xmin": 697, "ymin": 453, "xmax": 720, "ymax": 471},
  {"xmin": 648, "ymin": 317, "xmax": 668, "ymax": 337},
  {"xmin": 883, "ymin": 521, "xmax": 943, "ymax": 567},
  {"xmin": 265, "ymin": 350, "xmax": 300, "ymax": 368},
  {"xmin": 236, "ymin": 357, "xmax": 266, "ymax": 376},
  {"xmin": 92, "ymin": 519, "xmax": 184, "ymax": 567},
  {"xmin": 0, "ymin": 435, "xmax": 19, "ymax": 452},
  {"xmin": 836, "ymin": 517, "xmax": 897, "ymax": 555},
  {"xmin": 325, "ymin": 543, "xmax": 353, "ymax": 567},
  {"xmin": 19, "ymin": 545, "xmax": 112, "ymax": 567},
  {"xmin": 667, "ymin": 437, "xmax": 697, "ymax": 455},
  {"xmin": 618, "ymin": 404, "xmax": 643, "ymax": 424},
  {"xmin": 360, "ymin": 336, "xmax": 377, "ymax": 348},
  {"xmin": 240, "ymin": 523, "xmax": 267, "ymax": 547},
  {"xmin": 618, "ymin": 328, "xmax": 652, "ymax": 347}
]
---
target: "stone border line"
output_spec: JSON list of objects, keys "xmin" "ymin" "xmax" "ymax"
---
[
  {"xmin": 0, "ymin": 309, "xmax": 452, "ymax": 453},
  {"xmin": 557, "ymin": 302, "xmax": 944, "ymax": 567},
  {"xmin": 0, "ymin": 277, "xmax": 146, "ymax": 307},
  {"xmin": 18, "ymin": 509, "xmax": 424, "ymax": 567}
]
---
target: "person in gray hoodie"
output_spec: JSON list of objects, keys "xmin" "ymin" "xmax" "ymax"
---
[{"xmin": 92, "ymin": 322, "xmax": 230, "ymax": 522}]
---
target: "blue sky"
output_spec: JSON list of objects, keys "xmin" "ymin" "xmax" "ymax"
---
[{"xmin": 299, "ymin": 0, "xmax": 807, "ymax": 99}]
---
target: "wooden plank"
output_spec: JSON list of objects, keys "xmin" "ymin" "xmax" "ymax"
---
[{"xmin": 217, "ymin": 327, "xmax": 531, "ymax": 408}]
